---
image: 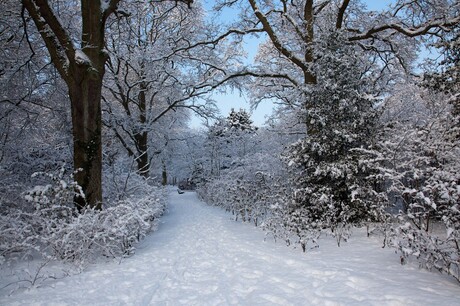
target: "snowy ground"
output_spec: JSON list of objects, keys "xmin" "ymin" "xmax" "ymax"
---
[{"xmin": 1, "ymin": 188, "xmax": 459, "ymax": 305}]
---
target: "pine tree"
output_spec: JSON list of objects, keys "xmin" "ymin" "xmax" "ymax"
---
[{"xmin": 227, "ymin": 108, "xmax": 257, "ymax": 132}]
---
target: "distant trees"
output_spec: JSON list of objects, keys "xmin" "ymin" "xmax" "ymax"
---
[
  {"xmin": 203, "ymin": 108, "xmax": 258, "ymax": 178},
  {"xmin": 198, "ymin": 109, "xmax": 287, "ymax": 225},
  {"xmin": 103, "ymin": 0, "xmax": 241, "ymax": 179}
]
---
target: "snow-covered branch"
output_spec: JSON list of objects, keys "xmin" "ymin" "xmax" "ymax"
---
[{"xmin": 349, "ymin": 15, "xmax": 460, "ymax": 41}]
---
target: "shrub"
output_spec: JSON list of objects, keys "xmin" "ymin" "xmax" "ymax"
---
[{"xmin": 0, "ymin": 167, "xmax": 166, "ymax": 269}]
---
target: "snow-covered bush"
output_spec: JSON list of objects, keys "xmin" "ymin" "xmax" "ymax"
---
[
  {"xmin": 197, "ymin": 109, "xmax": 276, "ymax": 225},
  {"xmin": 198, "ymin": 149, "xmax": 314, "ymax": 252},
  {"xmin": 368, "ymin": 83, "xmax": 460, "ymax": 282},
  {"xmin": 24, "ymin": 167, "xmax": 84, "ymax": 209},
  {"xmin": 392, "ymin": 31, "xmax": 460, "ymax": 282},
  {"xmin": 199, "ymin": 153, "xmax": 283, "ymax": 227},
  {"xmin": 35, "ymin": 193, "xmax": 165, "ymax": 265},
  {"xmin": 0, "ymin": 167, "xmax": 166, "ymax": 268},
  {"xmin": 390, "ymin": 117, "xmax": 459, "ymax": 281}
]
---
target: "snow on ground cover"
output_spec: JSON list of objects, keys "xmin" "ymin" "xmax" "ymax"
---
[{"xmin": 1, "ymin": 187, "xmax": 459, "ymax": 305}]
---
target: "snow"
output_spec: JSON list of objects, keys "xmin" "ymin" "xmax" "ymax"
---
[
  {"xmin": 75, "ymin": 50, "xmax": 91, "ymax": 66},
  {"xmin": 100, "ymin": 0, "xmax": 110, "ymax": 13},
  {"xmin": 1, "ymin": 188, "xmax": 459, "ymax": 305}
]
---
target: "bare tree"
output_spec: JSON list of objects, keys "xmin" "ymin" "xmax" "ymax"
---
[
  {"xmin": 21, "ymin": 0, "xmax": 192, "ymax": 210},
  {"xmin": 211, "ymin": 0, "xmax": 459, "ymax": 116},
  {"xmin": 0, "ymin": 1, "xmax": 73, "ymax": 211},
  {"xmin": 103, "ymin": 0, "xmax": 242, "ymax": 178}
]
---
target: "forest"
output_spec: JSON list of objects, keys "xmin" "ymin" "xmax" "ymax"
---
[{"xmin": 1, "ymin": 0, "xmax": 459, "ymax": 293}]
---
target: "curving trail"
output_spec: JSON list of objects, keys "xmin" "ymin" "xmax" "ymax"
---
[{"xmin": 1, "ymin": 188, "xmax": 459, "ymax": 305}]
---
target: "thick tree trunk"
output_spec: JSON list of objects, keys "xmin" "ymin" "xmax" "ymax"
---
[
  {"xmin": 303, "ymin": 0, "xmax": 316, "ymax": 85},
  {"xmin": 69, "ymin": 0, "xmax": 107, "ymax": 210},
  {"xmin": 22, "ymin": 0, "xmax": 112, "ymax": 210},
  {"xmin": 69, "ymin": 72, "xmax": 103, "ymax": 210}
]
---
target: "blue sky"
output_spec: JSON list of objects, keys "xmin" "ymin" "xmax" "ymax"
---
[{"xmin": 191, "ymin": 0, "xmax": 395, "ymax": 128}]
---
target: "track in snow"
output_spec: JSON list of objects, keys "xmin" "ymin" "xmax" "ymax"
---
[{"xmin": 1, "ymin": 188, "xmax": 459, "ymax": 305}]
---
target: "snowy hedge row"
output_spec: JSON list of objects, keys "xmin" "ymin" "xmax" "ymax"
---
[
  {"xmin": 199, "ymin": 170, "xmax": 286, "ymax": 228},
  {"xmin": 197, "ymin": 153, "xmax": 289, "ymax": 227}
]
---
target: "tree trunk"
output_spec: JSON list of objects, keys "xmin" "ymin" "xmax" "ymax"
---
[
  {"xmin": 21, "ymin": 0, "xmax": 111, "ymax": 210},
  {"xmin": 134, "ymin": 131, "xmax": 149, "ymax": 178},
  {"xmin": 162, "ymin": 161, "xmax": 167, "ymax": 186},
  {"xmin": 303, "ymin": 0, "xmax": 316, "ymax": 85},
  {"xmin": 134, "ymin": 78, "xmax": 149, "ymax": 178},
  {"xmin": 69, "ymin": 72, "xmax": 103, "ymax": 210},
  {"xmin": 66, "ymin": 0, "xmax": 108, "ymax": 210}
]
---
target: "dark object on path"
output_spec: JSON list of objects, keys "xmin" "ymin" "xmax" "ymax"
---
[
  {"xmin": 177, "ymin": 189, "xmax": 185, "ymax": 194},
  {"xmin": 178, "ymin": 179, "xmax": 195, "ymax": 190}
]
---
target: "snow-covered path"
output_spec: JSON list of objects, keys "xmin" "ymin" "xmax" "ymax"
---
[{"xmin": 1, "ymin": 189, "xmax": 459, "ymax": 305}]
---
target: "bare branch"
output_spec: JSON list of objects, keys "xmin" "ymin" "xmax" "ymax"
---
[
  {"xmin": 336, "ymin": 0, "xmax": 350, "ymax": 29},
  {"xmin": 21, "ymin": 0, "xmax": 73, "ymax": 82},
  {"xmin": 349, "ymin": 15, "xmax": 460, "ymax": 41},
  {"xmin": 247, "ymin": 0, "xmax": 310, "ymax": 74},
  {"xmin": 168, "ymin": 27, "xmax": 264, "ymax": 56},
  {"xmin": 314, "ymin": 0, "xmax": 332, "ymax": 15}
]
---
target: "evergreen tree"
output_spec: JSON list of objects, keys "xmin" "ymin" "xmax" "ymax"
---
[
  {"xmin": 284, "ymin": 33, "xmax": 388, "ymax": 248},
  {"xmin": 227, "ymin": 108, "xmax": 258, "ymax": 132}
]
